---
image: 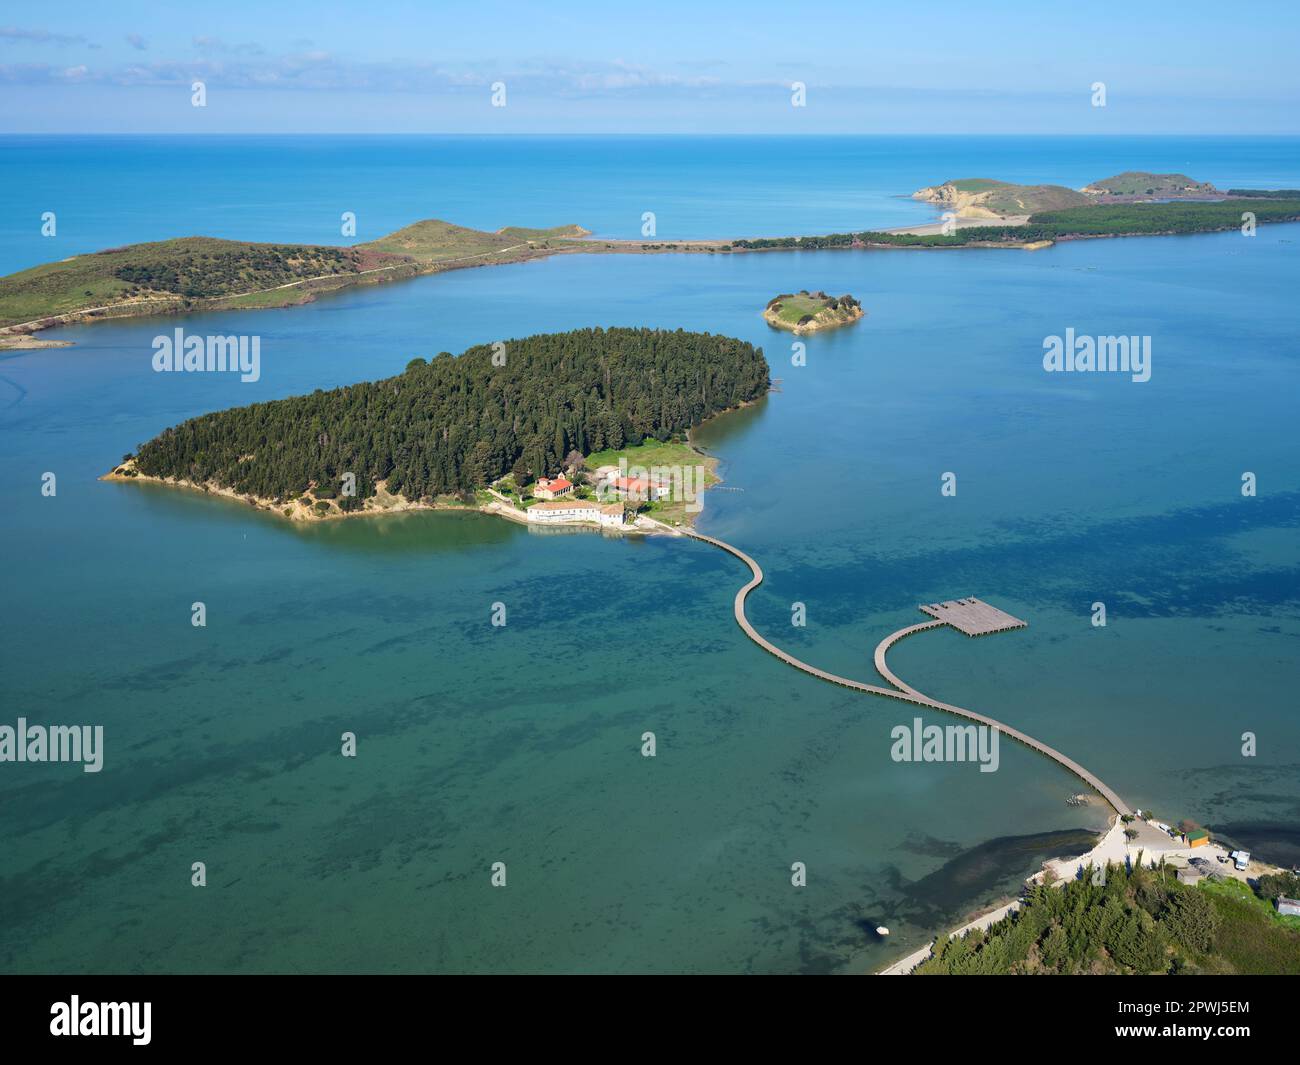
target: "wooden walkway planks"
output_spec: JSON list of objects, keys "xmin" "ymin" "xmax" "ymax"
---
[
  {"xmin": 681, "ymin": 528, "xmax": 1132, "ymax": 817},
  {"xmin": 919, "ymin": 597, "xmax": 1027, "ymax": 636}
]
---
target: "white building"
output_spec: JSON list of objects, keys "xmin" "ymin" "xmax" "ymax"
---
[
  {"xmin": 598, "ymin": 503, "xmax": 627, "ymax": 527},
  {"xmin": 526, "ymin": 500, "xmax": 602, "ymax": 524}
]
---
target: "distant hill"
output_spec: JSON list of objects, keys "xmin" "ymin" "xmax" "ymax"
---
[
  {"xmin": 0, "ymin": 219, "xmax": 588, "ymax": 333},
  {"xmin": 1083, "ymin": 171, "xmax": 1219, "ymax": 197},
  {"xmin": 361, "ymin": 219, "xmax": 524, "ymax": 262},
  {"xmin": 0, "ymin": 236, "xmax": 407, "ymax": 330},
  {"xmin": 914, "ymin": 171, "xmax": 1226, "ymax": 220},
  {"xmin": 912, "ymin": 179, "xmax": 1092, "ymax": 218}
]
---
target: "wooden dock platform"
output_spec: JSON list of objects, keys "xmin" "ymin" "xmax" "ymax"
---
[{"xmin": 919, "ymin": 597, "xmax": 1027, "ymax": 636}]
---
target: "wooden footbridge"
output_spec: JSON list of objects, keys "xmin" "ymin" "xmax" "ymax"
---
[{"xmin": 679, "ymin": 527, "xmax": 1131, "ymax": 816}]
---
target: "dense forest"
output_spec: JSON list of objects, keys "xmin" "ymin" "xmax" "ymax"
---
[
  {"xmin": 1227, "ymin": 188, "xmax": 1300, "ymax": 198},
  {"xmin": 730, "ymin": 198, "xmax": 1300, "ymax": 250},
  {"xmin": 128, "ymin": 328, "xmax": 769, "ymax": 508},
  {"xmin": 914, "ymin": 860, "xmax": 1300, "ymax": 975},
  {"xmin": 110, "ymin": 239, "xmax": 373, "ymax": 299}
]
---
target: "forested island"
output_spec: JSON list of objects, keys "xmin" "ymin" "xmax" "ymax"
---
[
  {"xmin": 762, "ymin": 290, "xmax": 863, "ymax": 334},
  {"xmin": 106, "ymin": 327, "xmax": 770, "ymax": 522}
]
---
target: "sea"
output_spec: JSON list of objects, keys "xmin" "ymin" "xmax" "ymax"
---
[{"xmin": 1, "ymin": 135, "xmax": 1298, "ymax": 973}]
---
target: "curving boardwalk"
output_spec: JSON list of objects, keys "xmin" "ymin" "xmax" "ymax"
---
[{"xmin": 681, "ymin": 528, "xmax": 1131, "ymax": 816}]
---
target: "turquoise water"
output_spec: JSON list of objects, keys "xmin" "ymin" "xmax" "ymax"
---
[
  {"xmin": 2, "ymin": 137, "xmax": 1298, "ymax": 974},
  {"xmin": 4, "ymin": 134, "xmax": 1300, "ymax": 272}
]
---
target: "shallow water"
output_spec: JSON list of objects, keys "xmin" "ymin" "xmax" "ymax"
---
[{"xmin": 1, "ymin": 136, "xmax": 1298, "ymax": 973}]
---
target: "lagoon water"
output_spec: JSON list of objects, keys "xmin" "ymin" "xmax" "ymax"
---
[{"xmin": 2, "ymin": 136, "xmax": 1298, "ymax": 973}]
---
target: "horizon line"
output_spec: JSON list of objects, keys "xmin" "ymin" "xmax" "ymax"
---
[{"xmin": 4, "ymin": 130, "xmax": 1300, "ymax": 138}]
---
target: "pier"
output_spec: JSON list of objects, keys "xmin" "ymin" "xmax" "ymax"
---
[{"xmin": 681, "ymin": 528, "xmax": 1131, "ymax": 816}]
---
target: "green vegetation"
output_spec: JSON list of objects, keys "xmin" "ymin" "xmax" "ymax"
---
[
  {"xmin": 495, "ymin": 224, "xmax": 590, "ymax": 241},
  {"xmin": 10, "ymin": 185, "xmax": 1298, "ymax": 336},
  {"xmin": 121, "ymin": 327, "xmax": 769, "ymax": 510},
  {"xmin": 585, "ymin": 437, "xmax": 720, "ymax": 525},
  {"xmin": 0, "ymin": 218, "xmax": 582, "ymax": 331},
  {"xmin": 1227, "ymin": 188, "xmax": 1300, "ymax": 198},
  {"xmin": 1025, "ymin": 198, "xmax": 1300, "ymax": 234},
  {"xmin": 731, "ymin": 199, "xmax": 1300, "ymax": 252},
  {"xmin": 1198, "ymin": 878, "xmax": 1300, "ymax": 974},
  {"xmin": 733, "ymin": 229, "xmax": 1031, "ymax": 250},
  {"xmin": 0, "ymin": 236, "xmax": 401, "ymax": 328},
  {"xmin": 763, "ymin": 290, "xmax": 862, "ymax": 332},
  {"xmin": 1255, "ymin": 869, "xmax": 1300, "ymax": 902},
  {"xmin": 971, "ymin": 181, "xmax": 1092, "ymax": 215},
  {"xmin": 107, "ymin": 239, "xmax": 372, "ymax": 297},
  {"xmin": 915, "ymin": 178, "xmax": 1092, "ymax": 217},
  {"xmin": 1083, "ymin": 171, "xmax": 1218, "ymax": 197},
  {"xmin": 358, "ymin": 219, "xmax": 527, "ymax": 262},
  {"xmin": 914, "ymin": 860, "xmax": 1300, "ymax": 975},
  {"xmin": 585, "ymin": 437, "xmax": 711, "ymax": 474}
]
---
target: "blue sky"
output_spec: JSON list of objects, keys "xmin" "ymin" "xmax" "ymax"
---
[{"xmin": 2, "ymin": 1, "xmax": 1298, "ymax": 133}]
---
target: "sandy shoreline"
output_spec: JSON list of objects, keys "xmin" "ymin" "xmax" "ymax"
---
[
  {"xmin": 102, "ymin": 464, "xmax": 515, "ymax": 524},
  {"xmin": 875, "ymin": 814, "xmax": 1123, "ymax": 976},
  {"xmin": 882, "ymin": 214, "xmax": 1029, "ymax": 237},
  {"xmin": 876, "ymin": 813, "xmax": 1289, "ymax": 975},
  {"xmin": 103, "ymin": 462, "xmax": 676, "ymax": 535}
]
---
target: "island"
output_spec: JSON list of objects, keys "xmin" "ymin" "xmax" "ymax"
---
[
  {"xmin": 104, "ymin": 327, "xmax": 770, "ymax": 528},
  {"xmin": 762, "ymin": 290, "xmax": 863, "ymax": 334}
]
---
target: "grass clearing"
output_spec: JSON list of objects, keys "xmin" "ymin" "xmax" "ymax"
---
[
  {"xmin": 1198, "ymin": 878, "xmax": 1300, "ymax": 974},
  {"xmin": 585, "ymin": 438, "xmax": 719, "ymax": 526}
]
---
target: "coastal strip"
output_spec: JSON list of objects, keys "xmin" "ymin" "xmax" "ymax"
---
[
  {"xmin": 8, "ymin": 189, "xmax": 1300, "ymax": 347},
  {"xmin": 875, "ymin": 817, "xmax": 1128, "ymax": 976}
]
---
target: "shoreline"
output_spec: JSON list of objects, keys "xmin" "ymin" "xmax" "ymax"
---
[
  {"xmin": 762, "ymin": 301, "xmax": 864, "ymax": 335},
  {"xmin": 876, "ymin": 814, "xmax": 1122, "ymax": 976},
  {"xmin": 8, "ymin": 201, "xmax": 1300, "ymax": 348},
  {"xmin": 875, "ymin": 814, "xmax": 1292, "ymax": 975},
  {"xmin": 101, "ymin": 465, "xmax": 659, "ymax": 535}
]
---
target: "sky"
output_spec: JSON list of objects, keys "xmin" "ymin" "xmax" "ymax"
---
[{"xmin": 2, "ymin": 1, "xmax": 1298, "ymax": 134}]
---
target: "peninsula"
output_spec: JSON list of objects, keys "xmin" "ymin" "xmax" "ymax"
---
[
  {"xmin": 6, "ymin": 173, "xmax": 1300, "ymax": 347},
  {"xmin": 104, "ymin": 327, "xmax": 769, "ymax": 525},
  {"xmin": 762, "ymin": 290, "xmax": 863, "ymax": 334},
  {"xmin": 0, "ymin": 221, "xmax": 592, "ymax": 346}
]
